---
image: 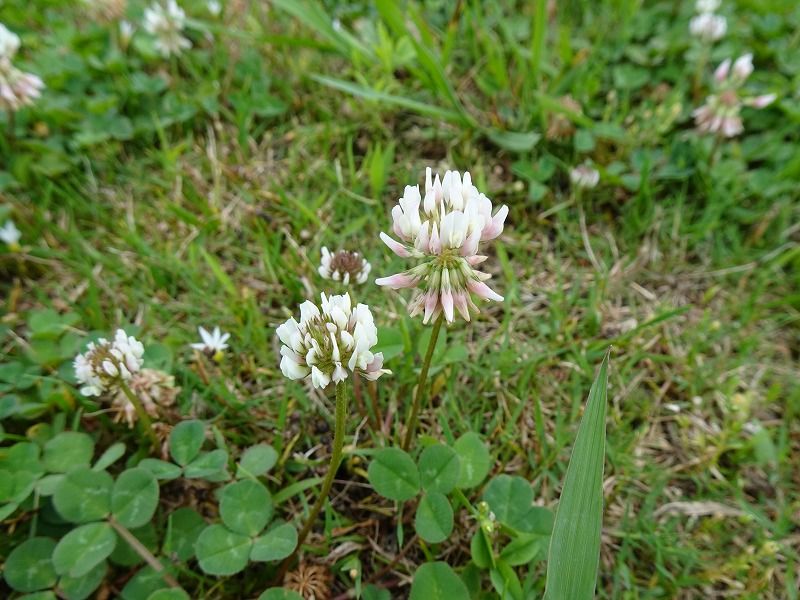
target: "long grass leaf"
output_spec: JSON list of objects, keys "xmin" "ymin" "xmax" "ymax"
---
[
  {"xmin": 271, "ymin": 0, "xmax": 371, "ymax": 59},
  {"xmin": 310, "ymin": 74, "xmax": 464, "ymax": 124},
  {"xmin": 545, "ymin": 352, "xmax": 610, "ymax": 600}
]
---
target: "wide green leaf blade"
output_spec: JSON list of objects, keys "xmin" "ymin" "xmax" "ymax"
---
[{"xmin": 545, "ymin": 353, "xmax": 609, "ymax": 600}]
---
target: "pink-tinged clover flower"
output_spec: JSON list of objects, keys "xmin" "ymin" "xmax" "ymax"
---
[
  {"xmin": 277, "ymin": 293, "xmax": 390, "ymax": 389},
  {"xmin": 0, "ymin": 24, "xmax": 44, "ymax": 112},
  {"xmin": 376, "ymin": 168, "xmax": 507, "ymax": 324},
  {"xmin": 694, "ymin": 54, "xmax": 776, "ymax": 138}
]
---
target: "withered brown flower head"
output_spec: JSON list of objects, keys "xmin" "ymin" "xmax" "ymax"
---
[
  {"xmin": 545, "ymin": 95, "xmax": 583, "ymax": 141},
  {"xmin": 285, "ymin": 563, "xmax": 332, "ymax": 600},
  {"xmin": 318, "ymin": 247, "xmax": 371, "ymax": 285}
]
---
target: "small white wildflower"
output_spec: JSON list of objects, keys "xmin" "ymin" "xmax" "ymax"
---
[
  {"xmin": 569, "ymin": 164, "xmax": 600, "ymax": 189},
  {"xmin": 0, "ymin": 220, "xmax": 21, "ymax": 248},
  {"xmin": 191, "ymin": 326, "xmax": 230, "ymax": 360},
  {"xmin": 318, "ymin": 247, "xmax": 371, "ymax": 285},
  {"xmin": 74, "ymin": 329, "xmax": 145, "ymax": 397},
  {"xmin": 689, "ymin": 13, "xmax": 726, "ymax": 42},
  {"xmin": 277, "ymin": 293, "xmax": 391, "ymax": 389},
  {"xmin": 376, "ymin": 168, "xmax": 507, "ymax": 324},
  {"xmin": 143, "ymin": 0, "xmax": 191, "ymax": 57},
  {"xmin": 0, "ymin": 23, "xmax": 21, "ymax": 59}
]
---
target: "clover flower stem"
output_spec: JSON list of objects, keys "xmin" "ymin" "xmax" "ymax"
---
[
  {"xmin": 352, "ymin": 376, "xmax": 369, "ymax": 427},
  {"xmin": 709, "ymin": 133, "xmax": 723, "ymax": 168},
  {"xmin": 278, "ymin": 381, "xmax": 349, "ymax": 581},
  {"xmin": 693, "ymin": 44, "xmax": 710, "ymax": 102},
  {"xmin": 576, "ymin": 192, "xmax": 604, "ymax": 274},
  {"xmin": 109, "ymin": 518, "xmax": 180, "ymax": 588},
  {"xmin": 6, "ymin": 110, "xmax": 15, "ymax": 145},
  {"xmin": 402, "ymin": 314, "xmax": 444, "ymax": 451},
  {"xmin": 119, "ymin": 380, "xmax": 159, "ymax": 450}
]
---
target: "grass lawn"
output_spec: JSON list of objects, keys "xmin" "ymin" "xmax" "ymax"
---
[{"xmin": 1, "ymin": 0, "xmax": 798, "ymax": 598}]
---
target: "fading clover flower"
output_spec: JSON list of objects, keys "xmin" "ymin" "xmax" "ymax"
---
[
  {"xmin": 376, "ymin": 168, "xmax": 507, "ymax": 324},
  {"xmin": 111, "ymin": 368, "xmax": 178, "ymax": 428}
]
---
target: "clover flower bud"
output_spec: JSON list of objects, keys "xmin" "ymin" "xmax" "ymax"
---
[{"xmin": 569, "ymin": 164, "xmax": 600, "ymax": 189}]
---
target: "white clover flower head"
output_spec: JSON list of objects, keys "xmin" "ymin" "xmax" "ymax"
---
[
  {"xmin": 0, "ymin": 24, "xmax": 20, "ymax": 60},
  {"xmin": 0, "ymin": 56, "xmax": 44, "ymax": 112},
  {"xmin": 694, "ymin": 54, "xmax": 775, "ymax": 138},
  {"xmin": 207, "ymin": 0, "xmax": 222, "ymax": 16},
  {"xmin": 696, "ymin": 0, "xmax": 721, "ymax": 12},
  {"xmin": 376, "ymin": 168, "xmax": 507, "ymax": 324},
  {"xmin": 277, "ymin": 293, "xmax": 390, "ymax": 389},
  {"xmin": 318, "ymin": 247, "xmax": 371, "ymax": 285},
  {"xmin": 569, "ymin": 164, "xmax": 600, "ymax": 189},
  {"xmin": 689, "ymin": 13, "xmax": 726, "ymax": 42},
  {"xmin": 143, "ymin": 0, "xmax": 191, "ymax": 57},
  {"xmin": 191, "ymin": 325, "xmax": 230, "ymax": 358},
  {"xmin": 74, "ymin": 329, "xmax": 145, "ymax": 397},
  {"xmin": 0, "ymin": 220, "xmax": 21, "ymax": 247}
]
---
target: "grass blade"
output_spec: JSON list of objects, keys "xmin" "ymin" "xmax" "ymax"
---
[
  {"xmin": 545, "ymin": 352, "xmax": 610, "ymax": 600},
  {"xmin": 271, "ymin": 0, "xmax": 372, "ymax": 59},
  {"xmin": 310, "ymin": 74, "xmax": 465, "ymax": 124}
]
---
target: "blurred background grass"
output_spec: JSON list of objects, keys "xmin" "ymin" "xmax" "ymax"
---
[{"xmin": 1, "ymin": 0, "xmax": 799, "ymax": 597}]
